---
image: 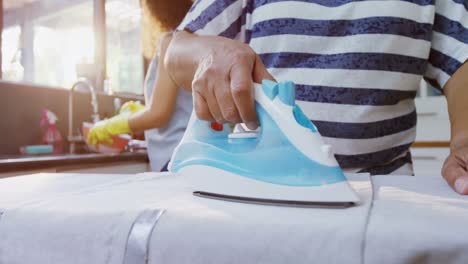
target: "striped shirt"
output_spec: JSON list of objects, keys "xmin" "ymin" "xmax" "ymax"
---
[{"xmin": 178, "ymin": 0, "xmax": 468, "ymax": 175}]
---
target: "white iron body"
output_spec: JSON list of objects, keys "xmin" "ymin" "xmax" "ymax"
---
[{"xmin": 169, "ymin": 81, "xmax": 360, "ymax": 207}]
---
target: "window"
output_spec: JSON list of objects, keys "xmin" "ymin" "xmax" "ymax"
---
[
  {"xmin": 2, "ymin": 25, "xmax": 23, "ymax": 82},
  {"xmin": 1, "ymin": 0, "xmax": 144, "ymax": 94},
  {"xmin": 106, "ymin": 0, "xmax": 143, "ymax": 94},
  {"xmin": 32, "ymin": 2, "xmax": 95, "ymax": 88}
]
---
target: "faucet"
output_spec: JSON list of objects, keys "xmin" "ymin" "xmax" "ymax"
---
[{"xmin": 68, "ymin": 78, "xmax": 100, "ymax": 154}]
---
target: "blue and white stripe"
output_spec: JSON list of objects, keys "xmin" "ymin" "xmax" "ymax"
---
[{"xmin": 178, "ymin": 0, "xmax": 468, "ymax": 175}]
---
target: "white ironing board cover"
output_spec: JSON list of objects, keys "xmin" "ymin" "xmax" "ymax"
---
[
  {"xmin": 0, "ymin": 173, "xmax": 467, "ymax": 264},
  {"xmin": 365, "ymin": 176, "xmax": 468, "ymax": 264}
]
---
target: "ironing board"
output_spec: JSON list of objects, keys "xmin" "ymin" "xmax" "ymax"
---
[{"xmin": 0, "ymin": 172, "xmax": 467, "ymax": 264}]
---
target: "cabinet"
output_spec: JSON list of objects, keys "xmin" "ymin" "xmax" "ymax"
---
[
  {"xmin": 414, "ymin": 81, "xmax": 450, "ymax": 143},
  {"xmin": 411, "ymin": 82, "xmax": 450, "ymax": 177},
  {"xmin": 411, "ymin": 147, "xmax": 449, "ymax": 177}
]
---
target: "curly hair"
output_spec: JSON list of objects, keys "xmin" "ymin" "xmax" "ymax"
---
[
  {"xmin": 142, "ymin": 0, "xmax": 193, "ymax": 58},
  {"xmin": 144, "ymin": 0, "xmax": 193, "ymax": 31}
]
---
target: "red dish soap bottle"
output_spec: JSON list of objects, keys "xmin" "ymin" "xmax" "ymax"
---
[{"xmin": 40, "ymin": 109, "xmax": 63, "ymax": 154}]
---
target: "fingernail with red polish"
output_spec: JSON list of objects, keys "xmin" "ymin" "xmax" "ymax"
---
[{"xmin": 454, "ymin": 178, "xmax": 468, "ymax": 194}]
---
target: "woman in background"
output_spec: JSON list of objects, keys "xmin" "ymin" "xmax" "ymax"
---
[{"xmin": 88, "ymin": 0, "xmax": 193, "ymax": 171}]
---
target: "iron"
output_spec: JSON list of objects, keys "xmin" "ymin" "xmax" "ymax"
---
[{"xmin": 169, "ymin": 80, "xmax": 360, "ymax": 208}]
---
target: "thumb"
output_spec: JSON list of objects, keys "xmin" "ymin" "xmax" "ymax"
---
[
  {"xmin": 120, "ymin": 101, "xmax": 135, "ymax": 113},
  {"xmin": 120, "ymin": 101, "xmax": 144, "ymax": 114},
  {"xmin": 87, "ymin": 129, "xmax": 98, "ymax": 146},
  {"xmin": 454, "ymin": 176, "xmax": 468, "ymax": 195},
  {"xmin": 442, "ymin": 153, "xmax": 468, "ymax": 195},
  {"xmin": 252, "ymin": 54, "xmax": 275, "ymax": 84}
]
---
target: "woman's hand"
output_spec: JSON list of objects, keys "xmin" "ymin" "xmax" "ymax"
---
[
  {"xmin": 87, "ymin": 101, "xmax": 144, "ymax": 146},
  {"xmin": 165, "ymin": 32, "xmax": 274, "ymax": 129}
]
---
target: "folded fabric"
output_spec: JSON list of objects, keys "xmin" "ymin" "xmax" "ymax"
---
[
  {"xmin": 0, "ymin": 173, "xmax": 372, "ymax": 264},
  {"xmin": 365, "ymin": 175, "xmax": 468, "ymax": 264}
]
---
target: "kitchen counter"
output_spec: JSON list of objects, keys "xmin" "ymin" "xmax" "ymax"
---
[{"xmin": 0, "ymin": 151, "xmax": 148, "ymax": 173}]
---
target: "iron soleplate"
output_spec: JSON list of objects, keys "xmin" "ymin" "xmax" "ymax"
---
[{"xmin": 193, "ymin": 191, "xmax": 355, "ymax": 208}]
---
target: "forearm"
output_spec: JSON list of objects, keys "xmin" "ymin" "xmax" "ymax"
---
[
  {"xmin": 445, "ymin": 62, "xmax": 468, "ymax": 149},
  {"xmin": 129, "ymin": 34, "xmax": 179, "ymax": 133},
  {"xmin": 128, "ymin": 109, "xmax": 163, "ymax": 132}
]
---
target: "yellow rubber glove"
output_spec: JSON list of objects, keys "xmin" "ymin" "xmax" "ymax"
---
[
  {"xmin": 120, "ymin": 101, "xmax": 145, "ymax": 115},
  {"xmin": 87, "ymin": 101, "xmax": 144, "ymax": 146}
]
